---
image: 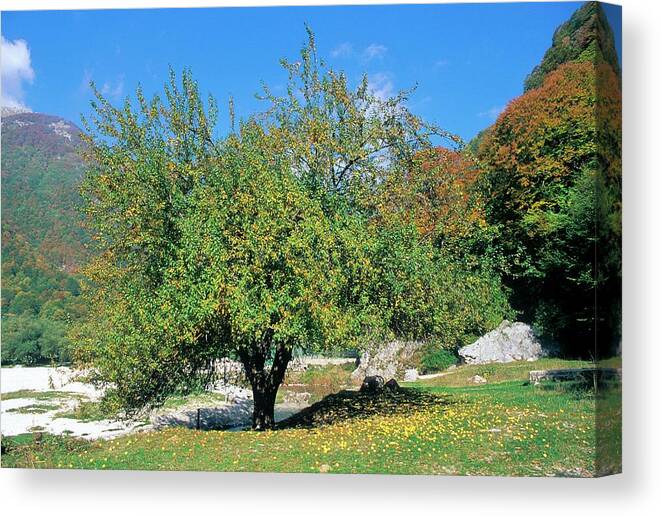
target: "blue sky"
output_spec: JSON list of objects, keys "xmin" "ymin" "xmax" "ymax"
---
[{"xmin": 1, "ymin": 2, "xmax": 621, "ymax": 141}]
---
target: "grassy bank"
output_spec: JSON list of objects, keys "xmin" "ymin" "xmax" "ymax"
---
[
  {"xmin": 1, "ymin": 360, "xmax": 621, "ymax": 477},
  {"xmin": 412, "ymin": 358, "xmax": 603, "ymax": 388}
]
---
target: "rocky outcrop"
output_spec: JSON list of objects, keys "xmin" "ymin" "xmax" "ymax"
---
[
  {"xmin": 1, "ymin": 105, "xmax": 31, "ymax": 118},
  {"xmin": 458, "ymin": 320, "xmax": 548, "ymax": 365},
  {"xmin": 288, "ymin": 357, "xmax": 357, "ymax": 371},
  {"xmin": 351, "ymin": 340, "xmax": 423, "ymax": 382}
]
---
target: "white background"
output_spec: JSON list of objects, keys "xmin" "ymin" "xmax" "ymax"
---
[{"xmin": 1, "ymin": 0, "xmax": 659, "ymax": 515}]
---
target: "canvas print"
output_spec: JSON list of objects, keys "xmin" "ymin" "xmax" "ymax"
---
[{"xmin": 0, "ymin": 1, "xmax": 621, "ymax": 477}]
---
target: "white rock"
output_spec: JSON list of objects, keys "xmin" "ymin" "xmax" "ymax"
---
[
  {"xmin": 49, "ymin": 120, "xmax": 73, "ymax": 140},
  {"xmin": 1, "ymin": 367, "xmax": 148, "ymax": 440},
  {"xmin": 351, "ymin": 340, "xmax": 423, "ymax": 381},
  {"xmin": 470, "ymin": 375, "xmax": 487, "ymax": 384},
  {"xmin": 404, "ymin": 368, "xmax": 419, "ymax": 382},
  {"xmin": 1, "ymin": 106, "xmax": 31, "ymax": 117},
  {"xmin": 1, "ymin": 366, "xmax": 103, "ymax": 398},
  {"xmin": 458, "ymin": 320, "xmax": 548, "ymax": 365},
  {"xmin": 297, "ymin": 357, "xmax": 356, "ymax": 367}
]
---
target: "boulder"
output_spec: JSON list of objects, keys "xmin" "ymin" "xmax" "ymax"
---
[
  {"xmin": 403, "ymin": 368, "xmax": 419, "ymax": 382},
  {"xmin": 529, "ymin": 368, "xmax": 622, "ymax": 385},
  {"xmin": 384, "ymin": 378, "xmax": 400, "ymax": 390},
  {"xmin": 470, "ymin": 374, "xmax": 487, "ymax": 384},
  {"xmin": 458, "ymin": 320, "xmax": 548, "ymax": 365},
  {"xmin": 351, "ymin": 340, "xmax": 423, "ymax": 382},
  {"xmin": 360, "ymin": 375, "xmax": 385, "ymax": 394}
]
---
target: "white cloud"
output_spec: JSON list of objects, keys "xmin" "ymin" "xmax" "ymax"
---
[
  {"xmin": 434, "ymin": 59, "xmax": 450, "ymax": 68},
  {"xmin": 369, "ymin": 72, "xmax": 394, "ymax": 101},
  {"xmin": 331, "ymin": 42, "xmax": 388, "ymax": 62},
  {"xmin": 1, "ymin": 36, "xmax": 35, "ymax": 110},
  {"xmin": 330, "ymin": 42, "xmax": 353, "ymax": 58},
  {"xmin": 101, "ymin": 74, "xmax": 125, "ymax": 100},
  {"xmin": 478, "ymin": 105, "xmax": 505, "ymax": 121},
  {"xmin": 363, "ymin": 43, "xmax": 387, "ymax": 61}
]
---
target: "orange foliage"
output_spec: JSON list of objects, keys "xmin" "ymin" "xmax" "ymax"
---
[
  {"xmin": 380, "ymin": 147, "xmax": 484, "ymax": 241},
  {"xmin": 479, "ymin": 60, "xmax": 621, "ymax": 220}
]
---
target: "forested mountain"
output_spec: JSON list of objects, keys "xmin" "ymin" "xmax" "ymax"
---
[
  {"xmin": 1, "ymin": 110, "xmax": 88, "ymax": 364},
  {"xmin": 524, "ymin": 1, "xmax": 620, "ymax": 91}
]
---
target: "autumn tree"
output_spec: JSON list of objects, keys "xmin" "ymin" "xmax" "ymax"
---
[
  {"xmin": 479, "ymin": 60, "xmax": 621, "ymax": 355},
  {"xmin": 376, "ymin": 146, "xmax": 500, "ymax": 269},
  {"xmin": 258, "ymin": 29, "xmax": 461, "ymax": 210},
  {"xmin": 73, "ymin": 33, "xmax": 510, "ymax": 429}
]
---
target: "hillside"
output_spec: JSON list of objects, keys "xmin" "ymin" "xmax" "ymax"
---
[
  {"xmin": 1, "ymin": 111, "xmax": 88, "ymax": 364},
  {"xmin": 524, "ymin": 1, "xmax": 620, "ymax": 91},
  {"xmin": 1, "ymin": 111, "xmax": 87, "ymax": 270}
]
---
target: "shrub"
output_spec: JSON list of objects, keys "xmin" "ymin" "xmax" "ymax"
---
[{"xmin": 420, "ymin": 349, "xmax": 457, "ymax": 374}]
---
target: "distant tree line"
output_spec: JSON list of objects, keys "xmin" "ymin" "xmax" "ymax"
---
[{"xmin": 1, "ymin": 231, "xmax": 86, "ymax": 364}]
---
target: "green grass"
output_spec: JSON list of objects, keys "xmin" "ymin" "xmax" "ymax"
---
[
  {"xmin": 7, "ymin": 403, "xmax": 60, "ymax": 414},
  {"xmin": 1, "ymin": 390, "xmax": 82, "ymax": 402},
  {"xmin": 1, "ymin": 359, "xmax": 621, "ymax": 477},
  {"xmin": 596, "ymin": 383, "xmax": 622, "ymax": 476},
  {"xmin": 597, "ymin": 357, "xmax": 623, "ymax": 369},
  {"xmin": 287, "ymin": 363, "xmax": 354, "ymax": 389},
  {"xmin": 160, "ymin": 392, "xmax": 226, "ymax": 410}
]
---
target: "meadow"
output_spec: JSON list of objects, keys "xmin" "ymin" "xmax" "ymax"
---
[{"xmin": 1, "ymin": 360, "xmax": 621, "ymax": 477}]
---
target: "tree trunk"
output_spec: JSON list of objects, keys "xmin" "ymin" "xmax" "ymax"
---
[
  {"xmin": 240, "ymin": 339, "xmax": 292, "ymax": 431},
  {"xmin": 251, "ymin": 379, "xmax": 278, "ymax": 430}
]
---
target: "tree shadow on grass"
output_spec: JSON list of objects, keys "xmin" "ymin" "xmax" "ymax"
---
[{"xmin": 276, "ymin": 387, "xmax": 452, "ymax": 430}]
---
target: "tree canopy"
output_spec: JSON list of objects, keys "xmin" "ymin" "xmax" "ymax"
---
[{"xmin": 74, "ymin": 33, "xmax": 510, "ymax": 429}]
